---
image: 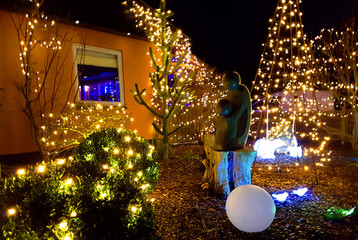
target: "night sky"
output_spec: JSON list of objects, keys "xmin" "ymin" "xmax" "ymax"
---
[{"xmin": 143, "ymin": 0, "xmax": 357, "ymax": 85}]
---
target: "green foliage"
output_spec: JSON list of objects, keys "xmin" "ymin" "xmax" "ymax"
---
[{"xmin": 0, "ymin": 128, "xmax": 158, "ymax": 239}]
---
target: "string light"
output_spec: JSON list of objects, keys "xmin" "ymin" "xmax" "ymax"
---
[
  {"xmin": 7, "ymin": 208, "xmax": 16, "ymax": 216},
  {"xmin": 126, "ymin": 0, "xmax": 224, "ymax": 143},
  {"xmin": 17, "ymin": 169, "xmax": 26, "ymax": 175},
  {"xmin": 40, "ymin": 102, "xmax": 130, "ymax": 157},
  {"xmin": 37, "ymin": 164, "xmax": 46, "ymax": 173},
  {"xmin": 251, "ymin": 0, "xmax": 332, "ymax": 162}
]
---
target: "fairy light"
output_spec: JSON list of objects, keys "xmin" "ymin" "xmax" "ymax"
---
[
  {"xmin": 251, "ymin": 0, "xmax": 331, "ymax": 162},
  {"xmin": 310, "ymin": 26, "xmax": 357, "ymax": 148},
  {"xmin": 59, "ymin": 221, "xmax": 67, "ymax": 230},
  {"xmin": 37, "ymin": 165, "xmax": 46, "ymax": 173},
  {"xmin": 1, "ymin": 127, "xmax": 158, "ymax": 238},
  {"xmin": 56, "ymin": 158, "xmax": 66, "ymax": 165},
  {"xmin": 14, "ymin": 0, "xmax": 74, "ymax": 157},
  {"xmin": 66, "ymin": 178, "xmax": 73, "ymax": 185},
  {"xmin": 126, "ymin": 0, "xmax": 224, "ymax": 143},
  {"xmin": 7, "ymin": 208, "xmax": 16, "ymax": 216},
  {"xmin": 17, "ymin": 169, "xmax": 26, "ymax": 175},
  {"xmin": 40, "ymin": 103, "xmax": 130, "ymax": 157}
]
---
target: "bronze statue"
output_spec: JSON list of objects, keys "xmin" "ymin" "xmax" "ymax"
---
[{"xmin": 211, "ymin": 71, "xmax": 252, "ymax": 151}]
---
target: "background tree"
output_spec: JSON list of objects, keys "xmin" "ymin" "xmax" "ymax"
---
[
  {"xmin": 11, "ymin": 0, "xmax": 76, "ymax": 152},
  {"xmin": 310, "ymin": 18, "xmax": 358, "ymax": 150},
  {"xmin": 131, "ymin": 0, "xmax": 195, "ymax": 161}
]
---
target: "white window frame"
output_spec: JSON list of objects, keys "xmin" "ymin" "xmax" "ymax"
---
[{"xmin": 72, "ymin": 43, "xmax": 125, "ymax": 106}]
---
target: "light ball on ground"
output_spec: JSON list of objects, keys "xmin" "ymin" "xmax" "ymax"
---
[{"xmin": 226, "ymin": 185, "xmax": 276, "ymax": 232}]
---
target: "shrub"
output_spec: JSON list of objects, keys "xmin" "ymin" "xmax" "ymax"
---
[
  {"xmin": 0, "ymin": 128, "xmax": 159, "ymax": 239},
  {"xmin": 40, "ymin": 102, "xmax": 131, "ymax": 157}
]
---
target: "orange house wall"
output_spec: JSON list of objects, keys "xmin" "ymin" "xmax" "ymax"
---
[{"xmin": 0, "ymin": 10, "xmax": 155, "ymax": 156}]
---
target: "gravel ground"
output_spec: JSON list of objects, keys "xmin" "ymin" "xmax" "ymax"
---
[{"xmin": 150, "ymin": 144, "xmax": 358, "ymax": 240}]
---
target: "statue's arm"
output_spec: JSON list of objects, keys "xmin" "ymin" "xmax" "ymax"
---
[
  {"xmin": 233, "ymin": 102, "xmax": 245, "ymax": 120},
  {"xmin": 233, "ymin": 85, "xmax": 251, "ymax": 121}
]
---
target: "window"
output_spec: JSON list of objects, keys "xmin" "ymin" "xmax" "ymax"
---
[{"xmin": 73, "ymin": 44, "xmax": 124, "ymax": 104}]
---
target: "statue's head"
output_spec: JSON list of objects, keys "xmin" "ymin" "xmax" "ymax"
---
[
  {"xmin": 222, "ymin": 71, "xmax": 241, "ymax": 90},
  {"xmin": 216, "ymin": 99, "xmax": 232, "ymax": 116}
]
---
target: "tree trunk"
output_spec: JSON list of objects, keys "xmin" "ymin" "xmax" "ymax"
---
[
  {"xmin": 352, "ymin": 110, "xmax": 358, "ymax": 151},
  {"xmin": 162, "ymin": 118, "xmax": 169, "ymax": 163},
  {"xmin": 341, "ymin": 107, "xmax": 347, "ymax": 145}
]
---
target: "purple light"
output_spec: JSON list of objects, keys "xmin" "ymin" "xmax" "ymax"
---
[{"xmin": 292, "ymin": 187, "xmax": 308, "ymax": 196}]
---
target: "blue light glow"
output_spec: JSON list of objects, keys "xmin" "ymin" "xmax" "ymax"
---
[
  {"xmin": 292, "ymin": 187, "xmax": 308, "ymax": 196},
  {"xmin": 272, "ymin": 192, "xmax": 289, "ymax": 202}
]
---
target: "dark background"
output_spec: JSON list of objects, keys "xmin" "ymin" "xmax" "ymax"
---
[
  {"xmin": 1, "ymin": 0, "xmax": 357, "ymax": 86},
  {"xmin": 143, "ymin": 0, "xmax": 357, "ymax": 85}
]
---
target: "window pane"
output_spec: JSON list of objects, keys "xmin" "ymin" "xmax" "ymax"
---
[{"xmin": 78, "ymin": 64, "xmax": 120, "ymax": 102}]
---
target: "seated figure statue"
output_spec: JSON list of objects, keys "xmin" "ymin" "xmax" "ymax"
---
[{"xmin": 211, "ymin": 71, "xmax": 252, "ymax": 151}]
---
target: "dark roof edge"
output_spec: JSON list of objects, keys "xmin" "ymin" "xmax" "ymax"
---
[{"xmin": 0, "ymin": 4, "xmax": 150, "ymax": 43}]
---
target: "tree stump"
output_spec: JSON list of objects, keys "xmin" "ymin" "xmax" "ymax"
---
[
  {"xmin": 232, "ymin": 149, "xmax": 256, "ymax": 188},
  {"xmin": 202, "ymin": 148, "xmax": 231, "ymax": 198},
  {"xmin": 203, "ymin": 135, "xmax": 256, "ymax": 199}
]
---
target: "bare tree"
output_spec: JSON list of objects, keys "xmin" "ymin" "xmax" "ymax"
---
[
  {"xmin": 11, "ymin": 0, "xmax": 77, "ymax": 151},
  {"xmin": 130, "ymin": 0, "xmax": 196, "ymax": 161},
  {"xmin": 311, "ymin": 18, "xmax": 358, "ymax": 150}
]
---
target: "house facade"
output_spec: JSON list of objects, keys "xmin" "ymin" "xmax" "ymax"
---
[{"xmin": 0, "ymin": 8, "xmax": 156, "ymax": 156}]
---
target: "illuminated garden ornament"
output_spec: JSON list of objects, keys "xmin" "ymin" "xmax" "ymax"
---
[
  {"xmin": 272, "ymin": 192, "xmax": 289, "ymax": 202},
  {"xmin": 250, "ymin": 0, "xmax": 328, "ymax": 160},
  {"xmin": 292, "ymin": 187, "xmax": 308, "ymax": 196},
  {"xmin": 254, "ymin": 119, "xmax": 302, "ymax": 159},
  {"xmin": 326, "ymin": 207, "xmax": 356, "ymax": 221},
  {"xmin": 254, "ymin": 138, "xmax": 285, "ymax": 159},
  {"xmin": 254, "ymin": 136, "xmax": 302, "ymax": 159},
  {"xmin": 226, "ymin": 185, "xmax": 276, "ymax": 232}
]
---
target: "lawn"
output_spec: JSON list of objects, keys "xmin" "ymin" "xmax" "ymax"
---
[{"xmin": 151, "ymin": 144, "xmax": 358, "ymax": 239}]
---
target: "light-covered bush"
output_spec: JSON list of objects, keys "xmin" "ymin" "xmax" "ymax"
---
[{"xmin": 0, "ymin": 128, "xmax": 159, "ymax": 240}]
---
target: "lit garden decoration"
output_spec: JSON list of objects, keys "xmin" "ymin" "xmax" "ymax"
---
[
  {"xmin": 326, "ymin": 207, "xmax": 356, "ymax": 221},
  {"xmin": 254, "ymin": 119, "xmax": 303, "ymax": 160},
  {"xmin": 0, "ymin": 128, "xmax": 159, "ymax": 239},
  {"xmin": 271, "ymin": 187, "xmax": 308, "ymax": 203},
  {"xmin": 250, "ymin": 0, "xmax": 329, "ymax": 164}
]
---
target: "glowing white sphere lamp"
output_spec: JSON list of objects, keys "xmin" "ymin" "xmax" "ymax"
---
[{"xmin": 226, "ymin": 185, "xmax": 276, "ymax": 232}]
